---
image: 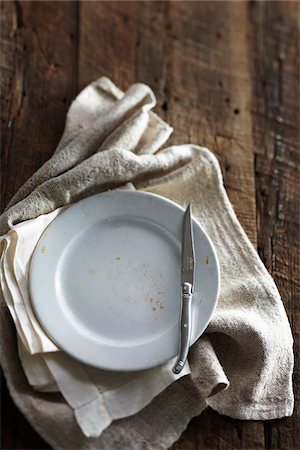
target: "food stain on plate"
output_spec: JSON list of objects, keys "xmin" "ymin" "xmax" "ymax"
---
[
  {"xmin": 148, "ymin": 296, "xmax": 165, "ymax": 319},
  {"xmin": 88, "ymin": 268, "xmax": 97, "ymax": 276}
]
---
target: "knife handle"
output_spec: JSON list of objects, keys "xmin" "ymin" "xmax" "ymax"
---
[{"xmin": 172, "ymin": 282, "xmax": 193, "ymax": 374}]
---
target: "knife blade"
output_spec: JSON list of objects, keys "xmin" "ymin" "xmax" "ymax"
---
[{"xmin": 172, "ymin": 204, "xmax": 195, "ymax": 374}]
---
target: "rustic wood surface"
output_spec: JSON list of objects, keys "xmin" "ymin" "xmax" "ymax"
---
[{"xmin": 1, "ymin": 1, "xmax": 299, "ymax": 449}]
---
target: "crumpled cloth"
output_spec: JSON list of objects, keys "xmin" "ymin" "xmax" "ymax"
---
[{"xmin": 0, "ymin": 77, "xmax": 294, "ymax": 450}]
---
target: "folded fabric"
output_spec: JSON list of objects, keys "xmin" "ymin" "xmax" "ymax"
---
[{"xmin": 0, "ymin": 77, "xmax": 294, "ymax": 450}]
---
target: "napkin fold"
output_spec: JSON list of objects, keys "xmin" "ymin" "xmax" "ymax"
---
[{"xmin": 0, "ymin": 77, "xmax": 294, "ymax": 449}]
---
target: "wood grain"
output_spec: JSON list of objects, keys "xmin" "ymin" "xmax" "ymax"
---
[
  {"xmin": 1, "ymin": 1, "xmax": 299, "ymax": 449},
  {"xmin": 79, "ymin": 1, "xmax": 137, "ymax": 90},
  {"xmin": 250, "ymin": 2, "xmax": 299, "ymax": 450},
  {"xmin": 0, "ymin": 0, "xmax": 78, "ymax": 210}
]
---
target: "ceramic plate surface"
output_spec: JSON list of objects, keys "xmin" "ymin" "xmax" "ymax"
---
[{"xmin": 30, "ymin": 191, "xmax": 220, "ymax": 371}]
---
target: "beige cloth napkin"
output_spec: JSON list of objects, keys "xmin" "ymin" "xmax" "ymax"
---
[{"xmin": 0, "ymin": 77, "xmax": 294, "ymax": 449}]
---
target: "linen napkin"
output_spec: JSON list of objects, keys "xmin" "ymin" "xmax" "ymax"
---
[{"xmin": 0, "ymin": 77, "xmax": 294, "ymax": 450}]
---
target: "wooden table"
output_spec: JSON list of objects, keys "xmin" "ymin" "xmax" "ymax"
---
[{"xmin": 1, "ymin": 1, "xmax": 299, "ymax": 449}]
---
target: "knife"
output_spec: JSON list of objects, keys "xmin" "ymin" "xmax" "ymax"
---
[{"xmin": 173, "ymin": 204, "xmax": 195, "ymax": 374}]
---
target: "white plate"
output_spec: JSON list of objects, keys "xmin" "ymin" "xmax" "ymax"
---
[{"xmin": 29, "ymin": 191, "xmax": 220, "ymax": 371}]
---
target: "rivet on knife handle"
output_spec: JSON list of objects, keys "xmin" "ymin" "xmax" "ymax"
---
[{"xmin": 173, "ymin": 204, "xmax": 195, "ymax": 375}]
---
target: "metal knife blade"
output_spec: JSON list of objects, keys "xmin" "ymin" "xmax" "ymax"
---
[
  {"xmin": 181, "ymin": 204, "xmax": 195, "ymax": 286},
  {"xmin": 173, "ymin": 204, "xmax": 195, "ymax": 374}
]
